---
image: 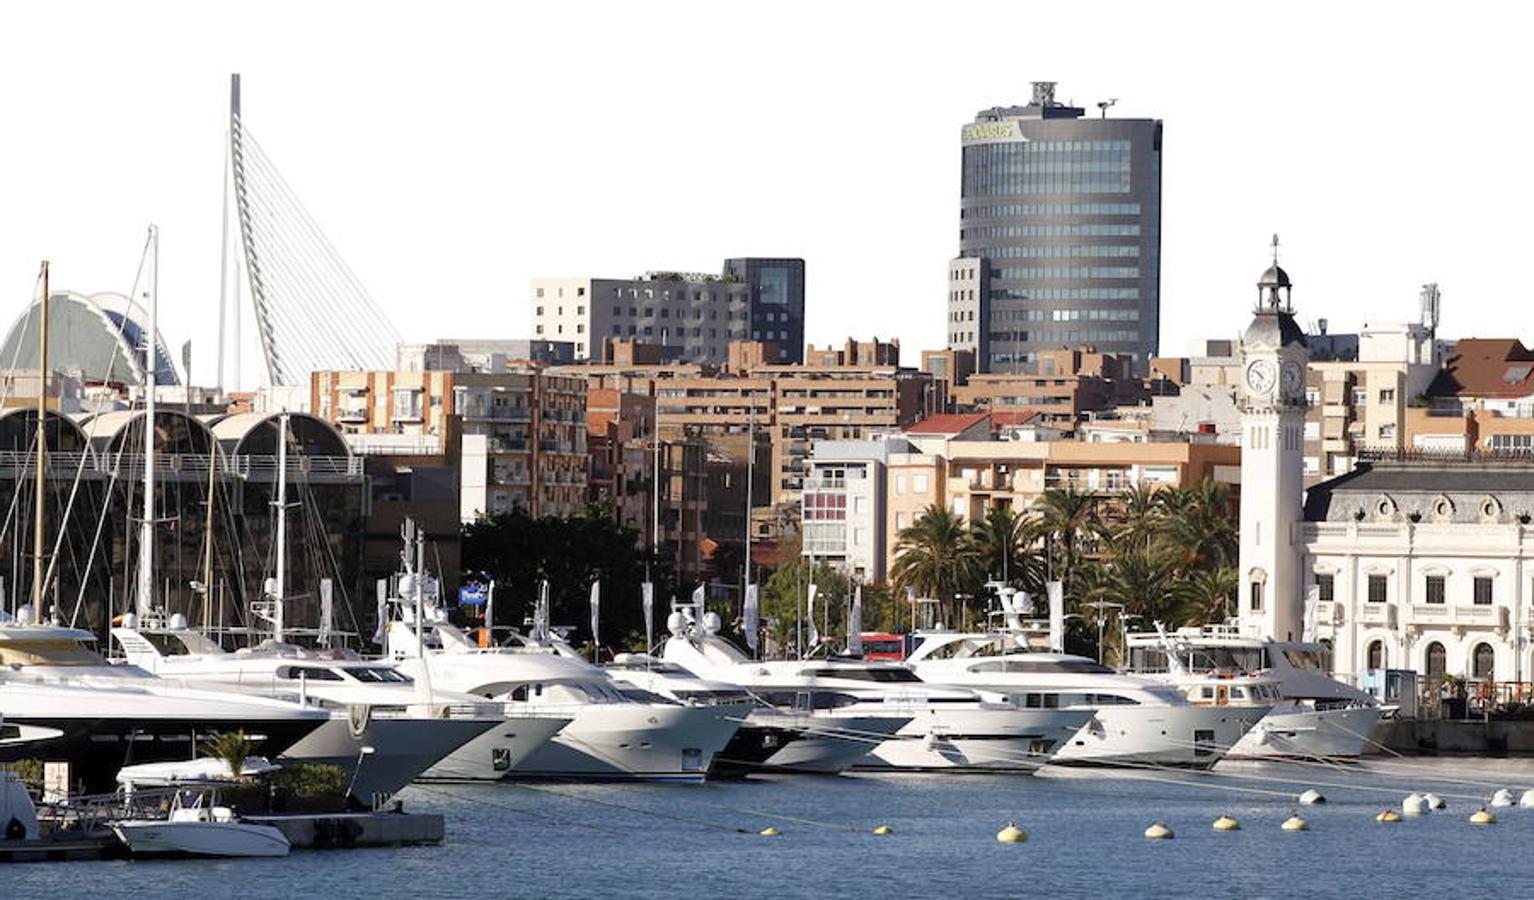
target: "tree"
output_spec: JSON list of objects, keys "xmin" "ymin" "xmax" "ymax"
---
[
  {"xmin": 760, "ymin": 559, "xmax": 848, "ymax": 656},
  {"xmin": 462, "ymin": 504, "xmax": 663, "ymax": 650},
  {"xmin": 970, "ymin": 506, "xmax": 1042, "ymax": 589},
  {"xmin": 1028, "ymin": 488, "xmax": 1104, "ymax": 604},
  {"xmin": 1172, "ymin": 566, "xmax": 1238, "ymax": 625},
  {"xmin": 201, "ymin": 730, "xmax": 256, "ymax": 779},
  {"xmin": 891, "ymin": 505, "xmax": 982, "ymax": 628}
]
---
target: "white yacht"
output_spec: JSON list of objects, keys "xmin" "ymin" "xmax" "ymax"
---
[
  {"xmin": 382, "ymin": 596, "xmax": 742, "ymax": 782},
  {"xmin": 906, "ymin": 631, "xmax": 1271, "ymax": 769},
  {"xmin": 659, "ymin": 605, "xmax": 1092, "ymax": 772},
  {"xmin": 0, "ymin": 614, "xmax": 329, "ymax": 795},
  {"xmin": 603, "ymin": 653, "xmax": 908, "ymax": 775},
  {"xmin": 1125, "ymin": 625, "xmax": 1382, "ymax": 760},
  {"xmin": 109, "ymin": 617, "xmax": 567, "ymax": 799}
]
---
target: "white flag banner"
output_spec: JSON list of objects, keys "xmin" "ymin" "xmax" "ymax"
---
[
  {"xmin": 692, "ymin": 583, "xmax": 706, "ymax": 608},
  {"xmin": 1047, "ymin": 580, "xmax": 1065, "ymax": 653},
  {"xmin": 849, "ymin": 585, "xmax": 863, "ymax": 655},
  {"xmin": 642, "ymin": 581, "xmax": 655, "ymax": 650},
  {"xmin": 1301, "ymin": 585, "xmax": 1320, "ymax": 643},
  {"xmin": 807, "ymin": 583, "xmax": 819, "ymax": 647},
  {"xmin": 373, "ymin": 578, "xmax": 388, "ymax": 646},
  {"xmin": 319, "ymin": 578, "xmax": 334, "ymax": 645},
  {"xmin": 743, "ymin": 584, "xmax": 760, "ymax": 653},
  {"xmin": 589, "ymin": 581, "xmax": 601, "ymax": 651}
]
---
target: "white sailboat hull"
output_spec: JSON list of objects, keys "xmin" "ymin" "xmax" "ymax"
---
[{"xmin": 111, "ymin": 820, "xmax": 291, "ymax": 858}]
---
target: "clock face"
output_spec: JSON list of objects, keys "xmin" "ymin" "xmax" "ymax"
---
[
  {"xmin": 1245, "ymin": 359, "xmax": 1277, "ymax": 394},
  {"xmin": 1281, "ymin": 361, "xmax": 1304, "ymax": 397}
]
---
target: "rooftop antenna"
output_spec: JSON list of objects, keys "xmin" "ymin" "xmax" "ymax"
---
[{"xmin": 1097, "ymin": 98, "xmax": 1118, "ymax": 118}]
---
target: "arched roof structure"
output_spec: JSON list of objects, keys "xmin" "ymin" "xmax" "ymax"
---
[
  {"xmin": 0, "ymin": 291, "xmax": 180, "ymax": 387},
  {"xmin": 0, "ymin": 407, "xmax": 92, "ymax": 456},
  {"xmin": 78, "ymin": 409, "xmax": 214, "ymax": 456},
  {"xmin": 210, "ymin": 412, "xmax": 350, "ymax": 458}
]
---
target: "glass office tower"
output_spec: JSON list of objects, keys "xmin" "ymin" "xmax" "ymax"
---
[{"xmin": 949, "ymin": 82, "xmax": 1162, "ymax": 373}]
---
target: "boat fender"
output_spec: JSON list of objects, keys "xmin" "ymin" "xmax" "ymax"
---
[
  {"xmin": 995, "ymin": 823, "xmax": 1027, "ymax": 843},
  {"xmin": 1143, "ymin": 822, "xmax": 1174, "ymax": 840}
]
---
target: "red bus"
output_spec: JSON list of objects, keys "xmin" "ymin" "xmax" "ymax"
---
[{"xmin": 859, "ymin": 633, "xmax": 912, "ymax": 661}]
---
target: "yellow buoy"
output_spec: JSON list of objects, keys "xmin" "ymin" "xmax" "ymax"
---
[
  {"xmin": 1281, "ymin": 815, "xmax": 1308, "ymax": 832},
  {"xmin": 1144, "ymin": 822, "xmax": 1174, "ymax": 840},
  {"xmin": 1469, "ymin": 808, "xmax": 1497, "ymax": 826},
  {"xmin": 1375, "ymin": 809, "xmax": 1402, "ymax": 823},
  {"xmin": 759, "ymin": 826, "xmax": 781, "ymax": 837},
  {"xmin": 1212, "ymin": 814, "xmax": 1241, "ymax": 831},
  {"xmin": 872, "ymin": 825, "xmax": 893, "ymax": 835},
  {"xmin": 995, "ymin": 823, "xmax": 1028, "ymax": 843}
]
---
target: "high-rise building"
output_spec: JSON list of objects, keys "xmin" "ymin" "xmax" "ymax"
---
[
  {"xmin": 950, "ymin": 81, "xmax": 1162, "ymax": 374},
  {"xmin": 531, "ymin": 257, "xmax": 805, "ymax": 365}
]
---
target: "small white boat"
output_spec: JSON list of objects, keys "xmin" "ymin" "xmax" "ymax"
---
[{"xmin": 112, "ymin": 793, "xmax": 290, "ymax": 858}]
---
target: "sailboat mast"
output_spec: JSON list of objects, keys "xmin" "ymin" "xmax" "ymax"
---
[
  {"xmin": 136, "ymin": 226, "xmax": 159, "ymax": 618},
  {"xmin": 31, "ymin": 261, "xmax": 49, "ymax": 614},
  {"xmin": 273, "ymin": 412, "xmax": 289, "ymax": 641}
]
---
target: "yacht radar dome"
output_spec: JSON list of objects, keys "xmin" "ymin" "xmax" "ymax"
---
[
  {"xmin": 666, "ymin": 611, "xmax": 688, "ymax": 636},
  {"xmin": 701, "ymin": 612, "xmax": 722, "ymax": 634},
  {"xmin": 169, "ymin": 613, "xmax": 189, "ymax": 630}
]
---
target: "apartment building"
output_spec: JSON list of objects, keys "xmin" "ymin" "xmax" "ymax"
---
[
  {"xmin": 1407, "ymin": 338, "xmax": 1534, "ymax": 455},
  {"xmin": 531, "ymin": 258, "xmax": 805, "ymax": 365},
  {"xmin": 556, "ymin": 339, "xmax": 931, "ymax": 507},
  {"xmin": 311, "ymin": 368, "xmax": 588, "ymax": 521},
  {"xmin": 801, "ymin": 440, "xmax": 894, "ymax": 582},
  {"xmin": 951, "ymin": 346, "xmax": 1147, "ymax": 430}
]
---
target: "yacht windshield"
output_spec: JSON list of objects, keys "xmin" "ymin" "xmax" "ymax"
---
[
  {"xmin": 803, "ymin": 667, "xmax": 921, "ymax": 682},
  {"xmin": 1186, "ymin": 647, "xmax": 1268, "ymax": 673},
  {"xmin": 968, "ymin": 658, "xmax": 1115, "ymax": 674},
  {"xmin": 346, "ymin": 666, "xmax": 413, "ymax": 683},
  {"xmin": 0, "ymin": 638, "xmax": 107, "ymax": 667},
  {"xmin": 1282, "ymin": 649, "xmax": 1324, "ymax": 671}
]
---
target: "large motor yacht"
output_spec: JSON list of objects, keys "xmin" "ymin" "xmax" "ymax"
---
[
  {"xmin": 109, "ymin": 616, "xmax": 567, "ymax": 800},
  {"xmin": 1124, "ymin": 625, "xmax": 1382, "ymax": 760},
  {"xmin": 382, "ymin": 594, "xmax": 743, "ymax": 782},
  {"xmin": 0, "ymin": 612, "xmax": 328, "ymax": 794},
  {"xmin": 603, "ymin": 653, "xmax": 908, "ymax": 775},
  {"xmin": 658, "ymin": 603, "xmax": 1092, "ymax": 772},
  {"xmin": 906, "ymin": 631, "xmax": 1271, "ymax": 769}
]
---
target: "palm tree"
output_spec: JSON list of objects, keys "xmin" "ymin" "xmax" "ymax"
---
[
  {"xmin": 1109, "ymin": 482, "xmax": 1164, "ymax": 556},
  {"xmin": 201, "ymin": 730, "xmax": 256, "ymax": 779},
  {"xmin": 1172, "ymin": 566, "xmax": 1238, "ymax": 624},
  {"xmin": 970, "ymin": 506, "xmax": 1040, "ymax": 588},
  {"xmin": 1028, "ymin": 488, "xmax": 1103, "ymax": 602},
  {"xmin": 1161, "ymin": 480, "xmax": 1238, "ymax": 573},
  {"xmin": 892, "ymin": 505, "xmax": 982, "ymax": 627}
]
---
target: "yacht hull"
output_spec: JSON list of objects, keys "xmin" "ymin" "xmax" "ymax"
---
[
  {"xmin": 758, "ymin": 715, "xmax": 909, "ymax": 774},
  {"xmin": 1222, "ymin": 705, "xmax": 1382, "ymax": 760},
  {"xmin": 508, "ymin": 702, "xmax": 745, "ymax": 782},
  {"xmin": 1049, "ymin": 704, "xmax": 1270, "ymax": 769},
  {"xmin": 279, "ymin": 715, "xmax": 501, "ymax": 801},
  {"xmin": 416, "ymin": 715, "xmax": 571, "ymax": 782},
  {"xmin": 856, "ymin": 708, "xmax": 1092, "ymax": 772},
  {"xmin": 111, "ymin": 820, "xmax": 290, "ymax": 858}
]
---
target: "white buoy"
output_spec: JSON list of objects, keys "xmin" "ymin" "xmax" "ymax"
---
[
  {"xmin": 1297, "ymin": 789, "xmax": 1325, "ymax": 806},
  {"xmin": 1520, "ymin": 789, "xmax": 1534, "ymax": 809},
  {"xmin": 1144, "ymin": 822, "xmax": 1174, "ymax": 840},
  {"xmin": 1424, "ymin": 793, "xmax": 1446, "ymax": 810},
  {"xmin": 1402, "ymin": 793, "xmax": 1427, "ymax": 816},
  {"xmin": 1490, "ymin": 789, "xmax": 1514, "ymax": 808},
  {"xmin": 1281, "ymin": 815, "xmax": 1308, "ymax": 831}
]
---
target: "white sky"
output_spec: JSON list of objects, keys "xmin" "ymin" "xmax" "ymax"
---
[{"xmin": 1, "ymin": 1, "xmax": 1529, "ymax": 387}]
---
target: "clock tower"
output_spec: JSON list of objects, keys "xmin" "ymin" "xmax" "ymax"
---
[{"xmin": 1237, "ymin": 243, "xmax": 1309, "ymax": 641}]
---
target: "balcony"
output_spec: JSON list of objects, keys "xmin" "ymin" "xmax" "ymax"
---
[
  {"xmin": 1358, "ymin": 602, "xmax": 1396, "ymax": 627},
  {"xmin": 1408, "ymin": 604, "xmax": 1508, "ymax": 629},
  {"xmin": 1314, "ymin": 601, "xmax": 1343, "ymax": 624},
  {"xmin": 336, "ymin": 407, "xmax": 369, "ymax": 424}
]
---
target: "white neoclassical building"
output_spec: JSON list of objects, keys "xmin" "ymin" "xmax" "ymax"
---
[{"xmin": 1235, "ymin": 257, "xmax": 1534, "ymax": 685}]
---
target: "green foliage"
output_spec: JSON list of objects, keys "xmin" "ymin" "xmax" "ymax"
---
[
  {"xmin": 761, "ymin": 559, "xmax": 848, "ymax": 653},
  {"xmin": 891, "ymin": 504, "xmax": 983, "ymax": 628},
  {"xmin": 1, "ymin": 758, "xmax": 43, "ymax": 791},
  {"xmin": 271, "ymin": 762, "xmax": 349, "ymax": 798},
  {"xmin": 200, "ymin": 730, "xmax": 255, "ymax": 779},
  {"xmin": 463, "ymin": 505, "xmax": 665, "ymax": 651}
]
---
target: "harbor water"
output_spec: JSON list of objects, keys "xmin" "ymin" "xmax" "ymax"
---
[{"xmin": 9, "ymin": 758, "xmax": 1534, "ymax": 898}]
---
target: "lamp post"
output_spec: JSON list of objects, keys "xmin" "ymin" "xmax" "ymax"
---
[{"xmin": 345, "ymin": 744, "xmax": 378, "ymax": 809}]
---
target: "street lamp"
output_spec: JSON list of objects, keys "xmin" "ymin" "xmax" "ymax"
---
[{"xmin": 345, "ymin": 744, "xmax": 377, "ymax": 809}]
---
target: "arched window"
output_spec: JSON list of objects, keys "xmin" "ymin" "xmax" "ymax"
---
[
  {"xmin": 1425, "ymin": 642, "xmax": 1446, "ymax": 679},
  {"xmin": 1318, "ymin": 638, "xmax": 1334, "ymax": 674},
  {"xmin": 1472, "ymin": 643, "xmax": 1496, "ymax": 680},
  {"xmin": 1367, "ymin": 640, "xmax": 1386, "ymax": 671}
]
